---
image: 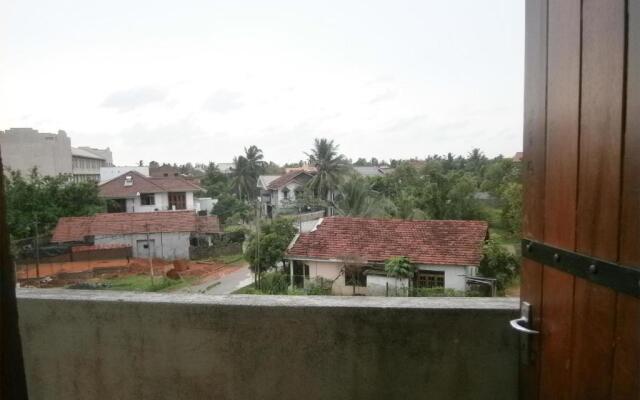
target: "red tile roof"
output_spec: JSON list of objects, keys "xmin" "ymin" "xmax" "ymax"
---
[
  {"xmin": 99, "ymin": 170, "xmax": 203, "ymax": 198},
  {"xmin": 286, "ymin": 217, "xmax": 488, "ymax": 266},
  {"xmin": 52, "ymin": 211, "xmax": 221, "ymax": 243},
  {"xmin": 266, "ymin": 170, "xmax": 314, "ymax": 190}
]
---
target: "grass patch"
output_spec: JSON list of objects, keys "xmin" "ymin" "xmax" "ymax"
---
[
  {"xmin": 232, "ymin": 283, "xmax": 256, "ymax": 294},
  {"xmin": 214, "ymin": 253, "xmax": 244, "ymax": 264},
  {"xmin": 105, "ymin": 275, "xmax": 194, "ymax": 292}
]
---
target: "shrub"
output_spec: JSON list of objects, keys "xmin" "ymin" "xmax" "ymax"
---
[
  {"xmin": 479, "ymin": 239, "xmax": 519, "ymax": 294},
  {"xmin": 306, "ymin": 277, "xmax": 332, "ymax": 295},
  {"xmin": 259, "ymin": 271, "xmax": 289, "ymax": 294},
  {"xmin": 412, "ymin": 287, "xmax": 465, "ymax": 297}
]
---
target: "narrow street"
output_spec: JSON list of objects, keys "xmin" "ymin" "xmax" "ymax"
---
[{"xmin": 181, "ymin": 261, "xmax": 252, "ymax": 295}]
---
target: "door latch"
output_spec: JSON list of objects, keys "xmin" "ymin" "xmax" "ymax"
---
[
  {"xmin": 510, "ymin": 301, "xmax": 539, "ymax": 335},
  {"xmin": 510, "ymin": 301, "xmax": 539, "ymax": 365}
]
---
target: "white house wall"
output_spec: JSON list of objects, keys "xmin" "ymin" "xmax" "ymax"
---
[
  {"xmin": 297, "ymin": 260, "xmax": 472, "ymax": 295},
  {"xmin": 415, "ymin": 264, "xmax": 469, "ymax": 291},
  {"xmin": 367, "ymin": 275, "xmax": 409, "ymax": 297},
  {"xmin": 124, "ymin": 192, "xmax": 196, "ymax": 213},
  {"xmin": 94, "ymin": 232, "xmax": 191, "ymax": 260},
  {"xmin": 302, "ymin": 261, "xmax": 367, "ymax": 296}
]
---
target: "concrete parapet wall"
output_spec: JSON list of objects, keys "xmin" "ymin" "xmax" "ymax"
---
[{"xmin": 17, "ymin": 289, "xmax": 519, "ymax": 400}]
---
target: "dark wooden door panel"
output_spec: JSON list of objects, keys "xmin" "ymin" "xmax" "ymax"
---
[
  {"xmin": 522, "ymin": 0, "xmax": 638, "ymax": 399},
  {"xmin": 615, "ymin": 2, "xmax": 640, "ymax": 397},
  {"xmin": 538, "ymin": 1, "xmax": 581, "ymax": 398},
  {"xmin": 611, "ymin": 294, "xmax": 640, "ymax": 400},
  {"xmin": 576, "ymin": 0, "xmax": 625, "ymax": 261},
  {"xmin": 570, "ymin": 1, "xmax": 626, "ymax": 398}
]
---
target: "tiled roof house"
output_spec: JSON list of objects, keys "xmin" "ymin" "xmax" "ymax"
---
[
  {"xmin": 99, "ymin": 171, "xmax": 203, "ymax": 213},
  {"xmin": 285, "ymin": 216, "xmax": 489, "ymax": 295},
  {"xmin": 52, "ymin": 211, "xmax": 221, "ymax": 260}
]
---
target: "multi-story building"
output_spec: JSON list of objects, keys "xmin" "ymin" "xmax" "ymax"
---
[
  {"xmin": 0, "ymin": 128, "xmax": 72, "ymax": 176},
  {"xmin": 0, "ymin": 127, "xmax": 113, "ymax": 182},
  {"xmin": 71, "ymin": 147, "xmax": 113, "ymax": 182}
]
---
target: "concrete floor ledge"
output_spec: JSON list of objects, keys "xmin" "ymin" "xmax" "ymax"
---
[
  {"xmin": 16, "ymin": 288, "xmax": 520, "ymax": 400},
  {"xmin": 17, "ymin": 288, "xmax": 519, "ymax": 310}
]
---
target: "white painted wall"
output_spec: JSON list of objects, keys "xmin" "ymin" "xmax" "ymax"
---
[
  {"xmin": 301, "ymin": 261, "xmax": 367, "ymax": 296},
  {"xmin": 293, "ymin": 260, "xmax": 474, "ymax": 295},
  {"xmin": 367, "ymin": 275, "xmax": 409, "ymax": 297},
  {"xmin": 276, "ymin": 182, "xmax": 304, "ymax": 208},
  {"xmin": 123, "ymin": 192, "xmax": 196, "ymax": 213},
  {"xmin": 194, "ymin": 197, "xmax": 215, "ymax": 213},
  {"xmin": 415, "ymin": 264, "xmax": 470, "ymax": 291}
]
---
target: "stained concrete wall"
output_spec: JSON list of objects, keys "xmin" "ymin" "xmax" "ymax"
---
[
  {"xmin": 18, "ymin": 289, "xmax": 518, "ymax": 400},
  {"xmin": 94, "ymin": 231, "xmax": 190, "ymax": 260},
  {"xmin": 0, "ymin": 128, "xmax": 72, "ymax": 176},
  {"xmin": 16, "ymin": 290, "xmax": 519, "ymax": 400}
]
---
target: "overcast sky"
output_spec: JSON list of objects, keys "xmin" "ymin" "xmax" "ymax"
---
[{"xmin": 0, "ymin": 0, "xmax": 524, "ymax": 166}]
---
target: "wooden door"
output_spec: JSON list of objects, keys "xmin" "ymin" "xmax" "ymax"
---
[
  {"xmin": 520, "ymin": 1, "xmax": 640, "ymax": 399},
  {"xmin": 168, "ymin": 192, "xmax": 186, "ymax": 210}
]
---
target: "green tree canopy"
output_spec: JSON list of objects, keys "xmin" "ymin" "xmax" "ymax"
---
[
  {"xmin": 5, "ymin": 169, "xmax": 104, "ymax": 239},
  {"xmin": 333, "ymin": 175, "xmax": 391, "ymax": 218},
  {"xmin": 231, "ymin": 145, "xmax": 265, "ymax": 200},
  {"xmin": 479, "ymin": 239, "xmax": 519, "ymax": 293},
  {"xmin": 244, "ymin": 217, "xmax": 297, "ymax": 273},
  {"xmin": 384, "ymin": 256, "xmax": 415, "ymax": 280},
  {"xmin": 201, "ymin": 162, "xmax": 230, "ymax": 198},
  {"xmin": 306, "ymin": 138, "xmax": 348, "ymax": 200}
]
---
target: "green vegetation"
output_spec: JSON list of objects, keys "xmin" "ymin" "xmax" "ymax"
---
[
  {"xmin": 244, "ymin": 217, "xmax": 297, "ymax": 273},
  {"xmin": 70, "ymin": 275, "xmax": 195, "ymax": 292},
  {"xmin": 214, "ymin": 253, "xmax": 244, "ymax": 264},
  {"xmin": 306, "ymin": 138, "xmax": 349, "ymax": 199},
  {"xmin": 479, "ymin": 239, "xmax": 520, "ymax": 294},
  {"xmin": 231, "ymin": 145, "xmax": 265, "ymax": 201},
  {"xmin": 5, "ymin": 169, "xmax": 104, "ymax": 239},
  {"xmin": 412, "ymin": 287, "xmax": 466, "ymax": 297}
]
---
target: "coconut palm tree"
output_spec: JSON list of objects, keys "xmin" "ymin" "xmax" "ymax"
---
[
  {"xmin": 333, "ymin": 176, "xmax": 391, "ymax": 218},
  {"xmin": 231, "ymin": 146, "xmax": 265, "ymax": 200},
  {"xmin": 306, "ymin": 138, "xmax": 348, "ymax": 201}
]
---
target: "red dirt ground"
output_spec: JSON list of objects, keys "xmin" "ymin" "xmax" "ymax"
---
[{"xmin": 17, "ymin": 258, "xmax": 241, "ymax": 288}]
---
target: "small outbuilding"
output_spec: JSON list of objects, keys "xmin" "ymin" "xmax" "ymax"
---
[{"xmin": 51, "ymin": 211, "xmax": 221, "ymax": 260}]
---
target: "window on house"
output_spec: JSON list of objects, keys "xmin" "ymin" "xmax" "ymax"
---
[
  {"xmin": 345, "ymin": 268, "xmax": 367, "ymax": 287},
  {"xmin": 417, "ymin": 270, "xmax": 445, "ymax": 288},
  {"xmin": 140, "ymin": 193, "xmax": 155, "ymax": 205},
  {"xmin": 282, "ymin": 187, "xmax": 290, "ymax": 199}
]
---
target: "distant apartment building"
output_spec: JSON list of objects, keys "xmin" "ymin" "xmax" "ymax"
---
[
  {"xmin": 0, "ymin": 128, "xmax": 72, "ymax": 176},
  {"xmin": 71, "ymin": 147, "xmax": 113, "ymax": 182},
  {"xmin": 0, "ymin": 127, "xmax": 113, "ymax": 182}
]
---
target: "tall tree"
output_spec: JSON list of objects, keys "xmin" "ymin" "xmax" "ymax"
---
[
  {"xmin": 201, "ymin": 162, "xmax": 229, "ymax": 198},
  {"xmin": 5, "ymin": 169, "xmax": 105, "ymax": 239},
  {"xmin": 333, "ymin": 176, "xmax": 390, "ymax": 218},
  {"xmin": 231, "ymin": 145, "xmax": 265, "ymax": 201},
  {"xmin": 306, "ymin": 138, "xmax": 348, "ymax": 200},
  {"xmin": 244, "ymin": 217, "xmax": 297, "ymax": 273}
]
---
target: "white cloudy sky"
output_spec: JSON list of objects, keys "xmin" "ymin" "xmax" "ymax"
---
[{"xmin": 0, "ymin": 0, "xmax": 524, "ymax": 165}]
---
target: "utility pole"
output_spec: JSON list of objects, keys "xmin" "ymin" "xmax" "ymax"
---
[
  {"xmin": 255, "ymin": 199, "xmax": 261, "ymax": 289},
  {"xmin": 34, "ymin": 214, "xmax": 40, "ymax": 278}
]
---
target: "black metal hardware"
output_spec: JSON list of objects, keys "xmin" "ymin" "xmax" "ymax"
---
[{"xmin": 521, "ymin": 239, "xmax": 640, "ymax": 298}]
